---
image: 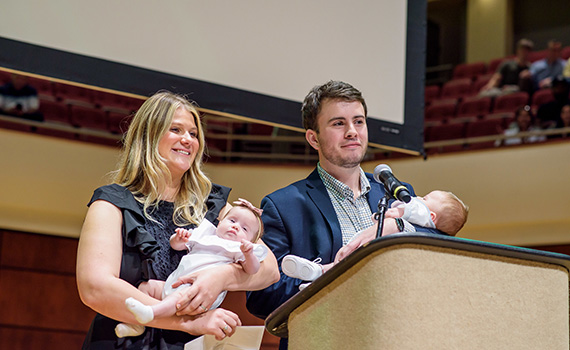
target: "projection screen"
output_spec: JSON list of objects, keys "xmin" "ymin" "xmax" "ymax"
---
[{"xmin": 0, "ymin": 0, "xmax": 426, "ymax": 154}]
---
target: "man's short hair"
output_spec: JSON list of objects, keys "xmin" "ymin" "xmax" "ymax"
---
[
  {"xmin": 301, "ymin": 80, "xmax": 367, "ymax": 131},
  {"xmin": 517, "ymin": 38, "xmax": 534, "ymax": 50}
]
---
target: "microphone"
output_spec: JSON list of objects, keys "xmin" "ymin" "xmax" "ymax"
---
[{"xmin": 373, "ymin": 164, "xmax": 412, "ymax": 203}]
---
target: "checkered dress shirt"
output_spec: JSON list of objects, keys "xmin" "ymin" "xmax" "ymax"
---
[{"xmin": 317, "ymin": 164, "xmax": 374, "ymax": 245}]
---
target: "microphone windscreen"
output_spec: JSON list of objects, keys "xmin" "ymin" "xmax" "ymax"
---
[{"xmin": 373, "ymin": 164, "xmax": 392, "ymax": 183}]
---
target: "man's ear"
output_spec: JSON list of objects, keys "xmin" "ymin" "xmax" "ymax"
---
[{"xmin": 305, "ymin": 129, "xmax": 319, "ymax": 150}]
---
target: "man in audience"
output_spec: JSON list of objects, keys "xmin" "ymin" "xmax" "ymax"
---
[
  {"xmin": 529, "ymin": 40, "xmax": 567, "ymax": 90},
  {"xmin": 0, "ymin": 73, "xmax": 42, "ymax": 121},
  {"xmin": 480, "ymin": 38, "xmax": 534, "ymax": 96},
  {"xmin": 536, "ymin": 77, "xmax": 570, "ymax": 131}
]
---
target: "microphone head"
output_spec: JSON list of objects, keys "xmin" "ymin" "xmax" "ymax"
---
[{"xmin": 373, "ymin": 164, "xmax": 392, "ymax": 183}]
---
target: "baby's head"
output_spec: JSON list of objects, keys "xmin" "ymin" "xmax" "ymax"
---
[
  {"xmin": 216, "ymin": 200, "xmax": 264, "ymax": 243},
  {"xmin": 419, "ymin": 190, "xmax": 469, "ymax": 236}
]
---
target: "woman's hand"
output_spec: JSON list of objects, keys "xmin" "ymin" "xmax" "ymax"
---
[
  {"xmin": 185, "ymin": 308, "xmax": 242, "ymax": 341},
  {"xmin": 172, "ymin": 265, "xmax": 233, "ymax": 316}
]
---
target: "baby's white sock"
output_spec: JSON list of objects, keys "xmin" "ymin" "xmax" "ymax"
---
[
  {"xmin": 125, "ymin": 297, "xmax": 154, "ymax": 324},
  {"xmin": 115, "ymin": 323, "xmax": 146, "ymax": 338}
]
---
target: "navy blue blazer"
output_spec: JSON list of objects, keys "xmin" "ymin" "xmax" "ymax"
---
[{"xmin": 246, "ymin": 168, "xmax": 442, "ymax": 322}]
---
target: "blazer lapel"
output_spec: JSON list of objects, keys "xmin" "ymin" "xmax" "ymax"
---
[
  {"xmin": 305, "ymin": 169, "xmax": 344, "ymax": 254},
  {"xmin": 366, "ymin": 172, "xmax": 386, "ymax": 213}
]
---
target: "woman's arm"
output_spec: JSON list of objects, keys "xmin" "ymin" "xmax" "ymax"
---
[{"xmin": 76, "ymin": 200, "xmax": 241, "ymax": 338}]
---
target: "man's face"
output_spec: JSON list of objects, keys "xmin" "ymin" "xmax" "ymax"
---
[
  {"xmin": 306, "ymin": 98, "xmax": 368, "ymax": 170},
  {"xmin": 547, "ymin": 42, "xmax": 562, "ymax": 62},
  {"xmin": 517, "ymin": 46, "xmax": 531, "ymax": 61}
]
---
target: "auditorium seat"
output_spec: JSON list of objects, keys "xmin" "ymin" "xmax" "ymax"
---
[
  {"xmin": 424, "ymin": 85, "xmax": 440, "ymax": 105},
  {"xmin": 452, "ymin": 62, "xmax": 487, "ymax": 80},
  {"xmin": 425, "ymin": 101, "xmax": 457, "ymax": 125},
  {"xmin": 487, "ymin": 57, "xmax": 508, "ymax": 74},
  {"xmin": 55, "ymin": 83, "xmax": 94, "ymax": 104},
  {"xmin": 0, "ymin": 70, "xmax": 11, "ymax": 84},
  {"xmin": 455, "ymin": 96, "xmax": 492, "ymax": 122},
  {"xmin": 472, "ymin": 74, "xmax": 493, "ymax": 94},
  {"xmin": 69, "ymin": 103, "xmax": 108, "ymax": 131},
  {"xmin": 492, "ymin": 92, "xmax": 529, "ymax": 114},
  {"xmin": 441, "ymin": 78, "xmax": 474, "ymax": 101},
  {"xmin": 531, "ymin": 89, "xmax": 555, "ymax": 109},
  {"xmin": 465, "ymin": 118, "xmax": 505, "ymax": 149},
  {"xmin": 528, "ymin": 49, "xmax": 549, "ymax": 62},
  {"xmin": 106, "ymin": 108, "xmax": 133, "ymax": 134},
  {"xmin": 94, "ymin": 90, "xmax": 131, "ymax": 109},
  {"xmin": 39, "ymin": 99, "xmax": 71, "ymax": 125},
  {"xmin": 28, "ymin": 76, "xmax": 55, "ymax": 98},
  {"xmin": 424, "ymin": 123, "xmax": 466, "ymax": 153},
  {"xmin": 562, "ymin": 46, "xmax": 570, "ymax": 60},
  {"xmin": 0, "ymin": 117, "xmax": 33, "ymax": 133}
]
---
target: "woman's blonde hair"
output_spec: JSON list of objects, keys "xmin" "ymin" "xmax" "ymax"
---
[{"xmin": 113, "ymin": 91, "xmax": 212, "ymax": 226}]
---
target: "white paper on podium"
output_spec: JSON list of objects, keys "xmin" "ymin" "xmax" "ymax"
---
[{"xmin": 184, "ymin": 326, "xmax": 265, "ymax": 350}]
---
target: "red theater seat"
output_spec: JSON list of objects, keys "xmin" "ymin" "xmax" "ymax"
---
[
  {"xmin": 69, "ymin": 104, "xmax": 108, "ymax": 131},
  {"xmin": 425, "ymin": 101, "xmax": 457, "ymax": 125},
  {"xmin": 465, "ymin": 119, "xmax": 505, "ymax": 149},
  {"xmin": 531, "ymin": 89, "xmax": 555, "ymax": 109},
  {"xmin": 455, "ymin": 96, "xmax": 492, "ymax": 122},
  {"xmin": 39, "ymin": 99, "xmax": 71, "ymax": 125},
  {"xmin": 453, "ymin": 62, "xmax": 487, "ymax": 80},
  {"xmin": 425, "ymin": 123, "xmax": 466, "ymax": 153},
  {"xmin": 492, "ymin": 92, "xmax": 529, "ymax": 114},
  {"xmin": 441, "ymin": 78, "xmax": 474, "ymax": 100},
  {"xmin": 425, "ymin": 85, "xmax": 440, "ymax": 105}
]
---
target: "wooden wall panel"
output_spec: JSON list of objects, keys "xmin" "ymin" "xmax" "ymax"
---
[
  {"xmin": 0, "ymin": 327, "xmax": 86, "ymax": 349},
  {"xmin": 0, "ymin": 230, "xmax": 78, "ymax": 273},
  {"xmin": 0, "ymin": 230, "xmax": 281, "ymax": 349},
  {"xmin": 0, "ymin": 269, "xmax": 95, "ymax": 330}
]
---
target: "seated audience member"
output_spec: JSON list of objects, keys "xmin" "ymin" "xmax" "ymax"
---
[
  {"xmin": 536, "ymin": 77, "xmax": 570, "ymax": 129},
  {"xmin": 554, "ymin": 104, "xmax": 570, "ymax": 138},
  {"xmin": 496, "ymin": 105, "xmax": 545, "ymax": 146},
  {"xmin": 480, "ymin": 39, "xmax": 534, "ymax": 96},
  {"xmin": 0, "ymin": 73, "xmax": 42, "ymax": 121},
  {"xmin": 564, "ymin": 57, "xmax": 570, "ymax": 82},
  {"xmin": 281, "ymin": 190, "xmax": 469, "ymax": 288},
  {"xmin": 529, "ymin": 40, "xmax": 567, "ymax": 90}
]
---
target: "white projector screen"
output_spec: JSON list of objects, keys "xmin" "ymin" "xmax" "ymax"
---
[{"xmin": 0, "ymin": 0, "xmax": 426, "ymax": 153}]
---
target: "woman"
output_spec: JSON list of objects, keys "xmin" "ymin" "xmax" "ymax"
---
[
  {"xmin": 497, "ymin": 105, "xmax": 545, "ymax": 146},
  {"xmin": 76, "ymin": 91, "xmax": 279, "ymax": 349}
]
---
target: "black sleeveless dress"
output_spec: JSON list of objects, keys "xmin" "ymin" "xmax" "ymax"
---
[{"xmin": 81, "ymin": 183, "xmax": 231, "ymax": 350}]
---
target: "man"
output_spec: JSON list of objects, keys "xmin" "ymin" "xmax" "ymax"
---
[
  {"xmin": 536, "ymin": 77, "xmax": 570, "ymax": 130},
  {"xmin": 529, "ymin": 40, "xmax": 567, "ymax": 90},
  {"xmin": 480, "ymin": 38, "xmax": 534, "ymax": 96},
  {"xmin": 246, "ymin": 81, "xmax": 441, "ymax": 349}
]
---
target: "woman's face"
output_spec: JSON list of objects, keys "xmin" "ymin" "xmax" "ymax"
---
[
  {"xmin": 516, "ymin": 110, "xmax": 532, "ymax": 130},
  {"xmin": 561, "ymin": 105, "xmax": 570, "ymax": 126},
  {"xmin": 158, "ymin": 107, "xmax": 200, "ymax": 180}
]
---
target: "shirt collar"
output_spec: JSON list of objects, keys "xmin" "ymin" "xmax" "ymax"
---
[{"xmin": 317, "ymin": 163, "xmax": 371, "ymax": 200}]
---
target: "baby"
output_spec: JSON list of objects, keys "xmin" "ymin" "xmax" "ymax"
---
[
  {"xmin": 281, "ymin": 190, "xmax": 469, "ymax": 285},
  {"xmin": 115, "ymin": 198, "xmax": 267, "ymax": 338}
]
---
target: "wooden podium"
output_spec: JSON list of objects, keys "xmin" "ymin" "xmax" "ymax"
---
[{"xmin": 265, "ymin": 234, "xmax": 570, "ymax": 350}]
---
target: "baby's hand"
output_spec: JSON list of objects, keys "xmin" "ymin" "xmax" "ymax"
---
[
  {"xmin": 175, "ymin": 228, "xmax": 192, "ymax": 242},
  {"xmin": 240, "ymin": 239, "xmax": 253, "ymax": 254},
  {"xmin": 385, "ymin": 207, "xmax": 402, "ymax": 219}
]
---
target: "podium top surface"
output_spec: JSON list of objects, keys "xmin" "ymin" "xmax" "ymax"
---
[{"xmin": 264, "ymin": 233, "xmax": 570, "ymax": 338}]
